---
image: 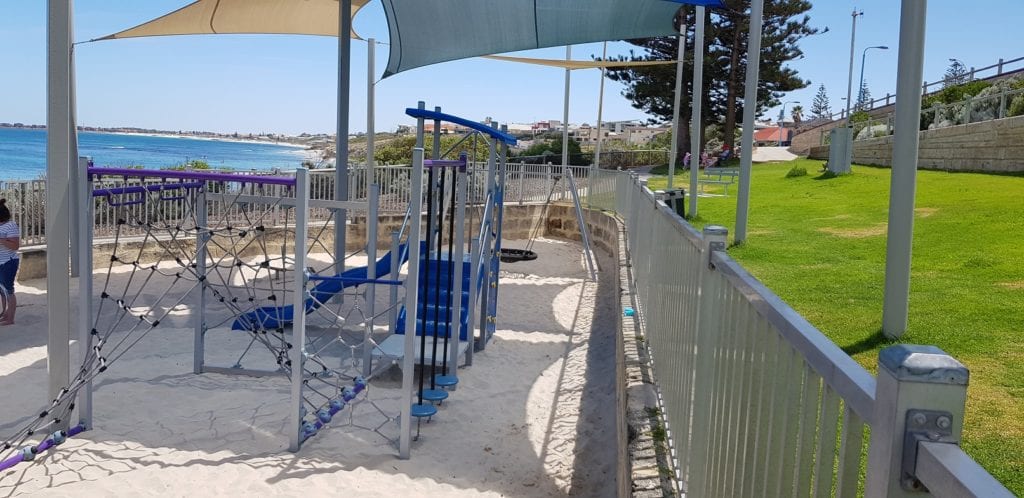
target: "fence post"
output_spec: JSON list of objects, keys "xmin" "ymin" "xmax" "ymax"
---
[
  {"xmin": 997, "ymin": 58, "xmax": 1004, "ymax": 75},
  {"xmin": 963, "ymin": 97, "xmax": 972, "ymax": 124},
  {"xmin": 865, "ymin": 345, "xmax": 969, "ymax": 496},
  {"xmin": 887, "ymin": 93, "xmax": 892, "ymax": 106},
  {"xmin": 687, "ymin": 225, "xmax": 728, "ymax": 496},
  {"xmin": 999, "ymin": 90, "xmax": 1008, "ymax": 119}
]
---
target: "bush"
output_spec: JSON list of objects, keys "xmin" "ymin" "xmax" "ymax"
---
[
  {"xmin": 1009, "ymin": 95, "xmax": 1024, "ymax": 117},
  {"xmin": 785, "ymin": 165, "xmax": 807, "ymax": 178}
]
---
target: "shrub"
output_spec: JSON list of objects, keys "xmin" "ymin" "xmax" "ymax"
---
[
  {"xmin": 785, "ymin": 165, "xmax": 808, "ymax": 178},
  {"xmin": 1009, "ymin": 95, "xmax": 1024, "ymax": 117}
]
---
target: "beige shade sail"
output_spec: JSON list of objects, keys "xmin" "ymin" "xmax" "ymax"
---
[
  {"xmin": 96, "ymin": 0, "xmax": 369, "ymax": 40},
  {"xmin": 482, "ymin": 54, "xmax": 676, "ymax": 70}
]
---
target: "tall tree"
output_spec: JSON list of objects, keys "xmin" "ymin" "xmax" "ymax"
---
[
  {"xmin": 810, "ymin": 84, "xmax": 832, "ymax": 119},
  {"xmin": 791, "ymin": 105, "xmax": 804, "ymax": 124},
  {"xmin": 856, "ymin": 79, "xmax": 872, "ymax": 110},
  {"xmin": 604, "ymin": 0, "xmax": 819, "ymax": 161},
  {"xmin": 944, "ymin": 59, "xmax": 969, "ymax": 88}
]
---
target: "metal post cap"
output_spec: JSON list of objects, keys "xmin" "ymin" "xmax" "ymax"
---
[
  {"xmin": 878, "ymin": 345, "xmax": 969, "ymax": 385},
  {"xmin": 703, "ymin": 225, "xmax": 728, "ymax": 237}
]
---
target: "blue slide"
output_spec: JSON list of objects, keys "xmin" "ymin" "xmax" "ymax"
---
[{"xmin": 231, "ymin": 242, "xmax": 421, "ymax": 332}]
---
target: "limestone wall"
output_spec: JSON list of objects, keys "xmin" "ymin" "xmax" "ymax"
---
[{"xmin": 808, "ymin": 114, "xmax": 1024, "ymax": 173}]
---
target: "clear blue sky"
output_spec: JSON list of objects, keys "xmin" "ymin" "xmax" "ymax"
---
[{"xmin": 2, "ymin": 1, "xmax": 1022, "ymax": 135}]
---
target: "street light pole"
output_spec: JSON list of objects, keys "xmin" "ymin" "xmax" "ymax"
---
[
  {"xmin": 858, "ymin": 45, "xmax": 889, "ymax": 110},
  {"xmin": 844, "ymin": 9, "xmax": 864, "ymax": 123},
  {"xmin": 778, "ymin": 101, "xmax": 799, "ymax": 146}
]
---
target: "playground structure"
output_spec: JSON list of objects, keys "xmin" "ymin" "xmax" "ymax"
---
[{"xmin": 0, "ymin": 103, "xmax": 517, "ymax": 467}]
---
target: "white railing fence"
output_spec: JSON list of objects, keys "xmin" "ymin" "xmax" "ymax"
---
[
  {"xmin": 2, "ymin": 163, "xmax": 610, "ymax": 247},
  {"xmin": 615, "ymin": 172, "xmax": 1012, "ymax": 497}
]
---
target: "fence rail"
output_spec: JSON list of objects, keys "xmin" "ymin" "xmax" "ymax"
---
[{"xmin": 615, "ymin": 172, "xmax": 1013, "ymax": 497}]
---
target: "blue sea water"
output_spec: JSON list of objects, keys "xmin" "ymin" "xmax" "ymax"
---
[{"xmin": 0, "ymin": 127, "xmax": 308, "ymax": 180}]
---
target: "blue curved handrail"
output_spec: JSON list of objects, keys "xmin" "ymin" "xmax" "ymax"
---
[{"xmin": 405, "ymin": 108, "xmax": 518, "ymax": 146}]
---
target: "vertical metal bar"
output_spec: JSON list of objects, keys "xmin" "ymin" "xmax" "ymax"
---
[
  {"xmin": 882, "ymin": 0, "xmax": 929, "ymax": 337},
  {"xmin": 388, "ymin": 230, "xmax": 400, "ymax": 334},
  {"xmin": 193, "ymin": 188, "xmax": 208, "ymax": 374},
  {"xmin": 399, "ymin": 148, "xmax": 425, "ymax": 459},
  {"xmin": 562, "ymin": 45, "xmax": 572, "ymax": 169},
  {"xmin": 366, "ymin": 37, "xmax": 376, "ymax": 185},
  {"xmin": 288, "ymin": 167, "xmax": 310, "ymax": 452},
  {"xmin": 465, "ymin": 240, "xmax": 479, "ymax": 366},
  {"xmin": 362, "ymin": 184, "xmax": 379, "ymax": 377},
  {"xmin": 794, "ymin": 365, "xmax": 822, "ymax": 496},
  {"xmin": 689, "ymin": 6, "xmax": 706, "ymax": 217},
  {"xmin": 774, "ymin": 350, "xmax": 803, "ymax": 497},
  {"xmin": 46, "ymin": 0, "xmax": 73, "ymax": 432},
  {"xmin": 835, "ymin": 405, "xmax": 864, "ymax": 498},
  {"xmin": 668, "ymin": 19, "xmax": 686, "ymax": 190},
  {"xmin": 334, "ymin": 0, "xmax": 352, "ymax": 273},
  {"xmin": 813, "ymin": 385, "xmax": 842, "ymax": 497},
  {"xmin": 594, "ymin": 41, "xmax": 608, "ymax": 169},
  {"xmin": 76, "ymin": 157, "xmax": 93, "ymax": 429},
  {"xmin": 448, "ymin": 163, "xmax": 467, "ymax": 371},
  {"xmin": 734, "ymin": 0, "xmax": 765, "ymax": 243}
]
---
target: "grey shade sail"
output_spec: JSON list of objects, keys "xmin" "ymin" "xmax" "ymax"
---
[{"xmin": 381, "ymin": 0, "xmax": 721, "ymax": 77}]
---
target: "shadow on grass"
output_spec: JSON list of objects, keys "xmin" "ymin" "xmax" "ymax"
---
[{"xmin": 841, "ymin": 329, "xmax": 898, "ymax": 357}]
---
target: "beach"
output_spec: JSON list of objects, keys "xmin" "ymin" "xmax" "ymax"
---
[{"xmin": 0, "ymin": 238, "xmax": 617, "ymax": 497}]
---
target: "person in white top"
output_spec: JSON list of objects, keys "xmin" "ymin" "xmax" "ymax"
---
[{"xmin": 0, "ymin": 198, "xmax": 20, "ymax": 325}]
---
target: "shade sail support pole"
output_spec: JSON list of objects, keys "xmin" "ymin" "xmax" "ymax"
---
[
  {"xmin": 668, "ymin": 20, "xmax": 686, "ymax": 190},
  {"xmin": 734, "ymin": 0, "xmax": 764, "ymax": 244},
  {"xmin": 334, "ymin": 0, "xmax": 352, "ymax": 272},
  {"xmin": 688, "ymin": 6, "xmax": 706, "ymax": 216},
  {"xmin": 562, "ymin": 45, "xmax": 572, "ymax": 168},
  {"xmin": 882, "ymin": 0, "xmax": 928, "ymax": 338}
]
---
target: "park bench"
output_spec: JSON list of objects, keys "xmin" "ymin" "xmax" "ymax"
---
[{"xmin": 698, "ymin": 167, "xmax": 739, "ymax": 196}]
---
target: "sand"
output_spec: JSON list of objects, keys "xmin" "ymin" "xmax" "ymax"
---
[{"xmin": 0, "ymin": 238, "xmax": 617, "ymax": 497}]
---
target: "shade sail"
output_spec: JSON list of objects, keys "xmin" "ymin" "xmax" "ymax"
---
[
  {"xmin": 482, "ymin": 54, "xmax": 676, "ymax": 70},
  {"xmin": 97, "ymin": 0, "xmax": 369, "ymax": 40},
  {"xmin": 382, "ymin": 0, "xmax": 724, "ymax": 76}
]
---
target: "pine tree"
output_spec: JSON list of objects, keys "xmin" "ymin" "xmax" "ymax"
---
[
  {"xmin": 856, "ymin": 80, "xmax": 872, "ymax": 110},
  {"xmin": 944, "ymin": 59, "xmax": 969, "ymax": 88},
  {"xmin": 810, "ymin": 84, "xmax": 831, "ymax": 119},
  {"xmin": 603, "ymin": 1, "xmax": 819, "ymax": 160}
]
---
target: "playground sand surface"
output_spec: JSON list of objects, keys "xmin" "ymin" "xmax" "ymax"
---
[{"xmin": 0, "ymin": 238, "xmax": 618, "ymax": 497}]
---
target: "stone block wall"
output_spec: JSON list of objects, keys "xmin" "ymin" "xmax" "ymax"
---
[{"xmin": 808, "ymin": 114, "xmax": 1024, "ymax": 173}]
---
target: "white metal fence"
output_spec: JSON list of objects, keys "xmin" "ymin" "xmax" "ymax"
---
[
  {"xmin": 616, "ymin": 172, "xmax": 1012, "ymax": 497},
  {"xmin": 1, "ymin": 163, "xmax": 605, "ymax": 247}
]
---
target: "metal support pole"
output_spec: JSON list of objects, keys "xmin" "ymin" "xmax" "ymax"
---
[
  {"xmin": 448, "ymin": 164, "xmax": 467, "ymax": 371},
  {"xmin": 69, "ymin": 47, "xmax": 80, "ymax": 278},
  {"xmin": 334, "ymin": 0, "xmax": 352, "ymax": 273},
  {"xmin": 562, "ymin": 45, "xmax": 572, "ymax": 168},
  {"xmin": 76, "ymin": 157, "xmax": 93, "ymax": 429},
  {"xmin": 734, "ymin": 0, "xmax": 764, "ymax": 244},
  {"xmin": 594, "ymin": 42, "xmax": 608, "ymax": 169},
  {"xmin": 465, "ymin": 240, "xmax": 480, "ymax": 364},
  {"xmin": 399, "ymin": 148, "xmax": 426, "ymax": 459},
  {"xmin": 882, "ymin": 0, "xmax": 927, "ymax": 338},
  {"xmin": 193, "ymin": 188, "xmax": 208, "ymax": 374},
  {"xmin": 668, "ymin": 20, "xmax": 687, "ymax": 190},
  {"xmin": 288, "ymin": 168, "xmax": 310, "ymax": 452},
  {"xmin": 688, "ymin": 7, "xmax": 706, "ymax": 217},
  {"xmin": 388, "ymin": 230, "xmax": 400, "ymax": 334},
  {"xmin": 367, "ymin": 38, "xmax": 376, "ymax": 180},
  {"xmin": 865, "ymin": 345, "xmax": 968, "ymax": 496},
  {"xmin": 47, "ymin": 0, "xmax": 73, "ymax": 432},
  {"xmin": 362, "ymin": 184, "xmax": 379, "ymax": 377}
]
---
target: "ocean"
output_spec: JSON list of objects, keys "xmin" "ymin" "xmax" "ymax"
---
[{"xmin": 0, "ymin": 127, "xmax": 310, "ymax": 180}]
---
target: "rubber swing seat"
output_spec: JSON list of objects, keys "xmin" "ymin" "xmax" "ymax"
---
[{"xmin": 499, "ymin": 248, "xmax": 537, "ymax": 263}]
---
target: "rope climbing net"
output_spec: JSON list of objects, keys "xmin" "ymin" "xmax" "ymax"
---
[{"xmin": 0, "ymin": 170, "xmax": 400, "ymax": 471}]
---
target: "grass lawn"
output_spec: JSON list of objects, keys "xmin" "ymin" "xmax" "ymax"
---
[{"xmin": 647, "ymin": 158, "xmax": 1024, "ymax": 493}]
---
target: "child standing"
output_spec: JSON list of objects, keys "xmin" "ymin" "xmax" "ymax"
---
[{"xmin": 0, "ymin": 199, "xmax": 20, "ymax": 325}]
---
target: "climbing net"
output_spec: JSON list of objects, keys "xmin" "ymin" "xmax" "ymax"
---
[{"xmin": 0, "ymin": 171, "xmax": 401, "ymax": 471}]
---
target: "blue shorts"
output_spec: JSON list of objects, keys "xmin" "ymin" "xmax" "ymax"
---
[{"xmin": 0, "ymin": 258, "xmax": 18, "ymax": 294}]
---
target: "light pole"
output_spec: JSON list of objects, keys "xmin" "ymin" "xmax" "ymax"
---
[
  {"xmin": 844, "ymin": 9, "xmax": 864, "ymax": 122},
  {"xmin": 778, "ymin": 101, "xmax": 799, "ymax": 146},
  {"xmin": 857, "ymin": 45, "xmax": 889, "ymax": 110}
]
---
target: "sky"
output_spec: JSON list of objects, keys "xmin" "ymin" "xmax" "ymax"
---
[{"xmin": 1, "ymin": 1, "xmax": 1022, "ymax": 136}]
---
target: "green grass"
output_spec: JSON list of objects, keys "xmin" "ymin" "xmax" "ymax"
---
[{"xmin": 648, "ymin": 158, "xmax": 1024, "ymax": 493}]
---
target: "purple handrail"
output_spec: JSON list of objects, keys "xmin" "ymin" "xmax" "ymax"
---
[
  {"xmin": 0, "ymin": 423, "xmax": 86, "ymax": 472},
  {"xmin": 92, "ymin": 182, "xmax": 204, "ymax": 199},
  {"xmin": 88, "ymin": 167, "xmax": 297, "ymax": 187}
]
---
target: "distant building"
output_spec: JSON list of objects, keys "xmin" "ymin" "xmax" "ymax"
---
[
  {"xmin": 754, "ymin": 127, "xmax": 794, "ymax": 146},
  {"xmin": 571, "ymin": 121, "xmax": 669, "ymax": 146}
]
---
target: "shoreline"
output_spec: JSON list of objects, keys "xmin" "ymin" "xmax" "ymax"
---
[{"xmin": 98, "ymin": 130, "xmax": 311, "ymax": 149}]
